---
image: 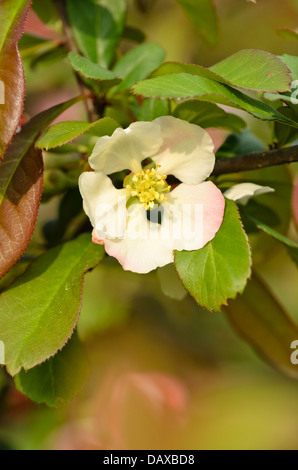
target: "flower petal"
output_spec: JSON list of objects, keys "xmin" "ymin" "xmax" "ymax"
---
[
  {"xmin": 92, "ymin": 229, "xmax": 104, "ymax": 245},
  {"xmin": 166, "ymin": 181, "xmax": 225, "ymax": 251},
  {"xmin": 104, "ymin": 205, "xmax": 174, "ymax": 274},
  {"xmin": 224, "ymin": 183, "xmax": 274, "ymax": 205},
  {"xmin": 89, "ymin": 121, "xmax": 163, "ymax": 174},
  {"xmin": 79, "ymin": 171, "xmax": 129, "ymax": 238},
  {"xmin": 152, "ymin": 116, "xmax": 215, "ymax": 184}
]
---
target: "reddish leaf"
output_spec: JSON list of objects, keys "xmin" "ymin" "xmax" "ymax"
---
[
  {"xmin": 0, "ymin": 96, "xmax": 83, "ymax": 279},
  {"xmin": 0, "ymin": 146, "xmax": 43, "ymax": 279},
  {"xmin": 0, "ymin": 0, "xmax": 32, "ymax": 158}
]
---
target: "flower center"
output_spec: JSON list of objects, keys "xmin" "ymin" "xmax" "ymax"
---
[{"xmin": 124, "ymin": 167, "xmax": 171, "ymax": 210}]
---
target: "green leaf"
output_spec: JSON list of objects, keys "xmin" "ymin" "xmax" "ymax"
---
[
  {"xmin": 133, "ymin": 73, "xmax": 298, "ymax": 127},
  {"xmin": 0, "ymin": 0, "xmax": 31, "ymax": 157},
  {"xmin": 228, "ymin": 165, "xmax": 295, "ymax": 260},
  {"xmin": 0, "ymin": 234, "xmax": 105, "ymax": 376},
  {"xmin": 244, "ymin": 212, "xmax": 298, "ymax": 249},
  {"xmin": 176, "ymin": 0, "xmax": 218, "ymax": 47},
  {"xmin": 157, "ymin": 264, "xmax": 187, "ymax": 301},
  {"xmin": 20, "ymin": 36, "xmax": 67, "ymax": 69},
  {"xmin": 216, "ymin": 140, "xmax": 292, "ymax": 232},
  {"xmin": 0, "ymin": 0, "xmax": 29, "ymax": 50},
  {"xmin": 218, "ymin": 113, "xmax": 247, "ymax": 133},
  {"xmin": 66, "ymin": 0, "xmax": 127, "ymax": 67},
  {"xmin": 36, "ymin": 117, "xmax": 120, "ymax": 150},
  {"xmin": 68, "ymin": 52, "xmax": 122, "ymax": 87},
  {"xmin": 210, "ymin": 50, "xmax": 291, "ymax": 92},
  {"xmin": 19, "ymin": 34, "xmax": 56, "ymax": 58},
  {"xmin": 276, "ymin": 27, "xmax": 298, "ymax": 42},
  {"xmin": 279, "ymin": 54, "xmax": 298, "ymax": 81},
  {"xmin": 175, "ymin": 199, "xmax": 252, "ymax": 311},
  {"xmin": 263, "ymin": 91, "xmax": 293, "ymax": 103},
  {"xmin": 216, "ymin": 163, "xmax": 293, "ymax": 261},
  {"xmin": 174, "ymin": 100, "xmax": 225, "ymax": 125},
  {"xmin": 5, "ymin": 97, "xmax": 82, "ymax": 156},
  {"xmin": 150, "ymin": 50, "xmax": 292, "ymax": 93},
  {"xmin": 274, "ymin": 107, "xmax": 298, "ymax": 146},
  {"xmin": 15, "ymin": 332, "xmax": 89, "ymax": 407},
  {"xmin": 150, "ymin": 61, "xmax": 227, "ymax": 81},
  {"xmin": 0, "ymin": 96, "xmax": 83, "ymax": 280},
  {"xmin": 112, "ymin": 43, "xmax": 166, "ymax": 91},
  {"xmin": 264, "ymin": 55, "xmax": 298, "ymax": 103},
  {"xmin": 239, "ymin": 201, "xmax": 280, "ymax": 235},
  {"xmin": 225, "ymin": 275, "xmax": 298, "ymax": 379},
  {"xmin": 0, "ymin": 260, "xmax": 30, "ymax": 295},
  {"xmin": 138, "ymin": 98, "xmax": 169, "ymax": 121},
  {"xmin": 122, "ymin": 25, "xmax": 146, "ymax": 43},
  {"xmin": 173, "ymin": 100, "xmax": 246, "ymax": 131},
  {"xmin": 242, "ymin": 211, "xmax": 298, "ymax": 266}
]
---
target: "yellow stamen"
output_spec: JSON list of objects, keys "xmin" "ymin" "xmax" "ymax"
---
[{"xmin": 124, "ymin": 167, "xmax": 170, "ymax": 210}]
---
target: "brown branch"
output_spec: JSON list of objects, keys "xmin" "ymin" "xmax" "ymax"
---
[{"xmin": 212, "ymin": 144, "xmax": 298, "ymax": 176}]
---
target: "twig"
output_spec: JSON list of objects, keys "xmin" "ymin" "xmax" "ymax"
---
[{"xmin": 212, "ymin": 145, "xmax": 298, "ymax": 176}]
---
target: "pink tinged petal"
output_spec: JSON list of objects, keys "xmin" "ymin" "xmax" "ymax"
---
[
  {"xmin": 224, "ymin": 182, "xmax": 274, "ymax": 205},
  {"xmin": 79, "ymin": 171, "xmax": 129, "ymax": 238},
  {"xmin": 152, "ymin": 116, "xmax": 215, "ymax": 184},
  {"xmin": 206, "ymin": 128, "xmax": 229, "ymax": 152},
  {"xmin": 104, "ymin": 205, "xmax": 175, "ymax": 274},
  {"xmin": 88, "ymin": 121, "xmax": 163, "ymax": 175},
  {"xmin": 92, "ymin": 229, "xmax": 104, "ymax": 245},
  {"xmin": 166, "ymin": 181, "xmax": 225, "ymax": 251}
]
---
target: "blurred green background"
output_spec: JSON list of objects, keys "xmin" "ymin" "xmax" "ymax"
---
[{"xmin": 0, "ymin": 0, "xmax": 298, "ymax": 450}]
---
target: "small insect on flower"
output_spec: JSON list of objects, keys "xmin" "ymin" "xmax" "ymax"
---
[{"xmin": 79, "ymin": 116, "xmax": 226, "ymax": 273}]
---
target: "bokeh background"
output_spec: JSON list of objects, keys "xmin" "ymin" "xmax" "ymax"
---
[{"xmin": 0, "ymin": 0, "xmax": 298, "ymax": 450}]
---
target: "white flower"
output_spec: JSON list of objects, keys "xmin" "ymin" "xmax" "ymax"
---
[
  {"xmin": 79, "ymin": 116, "xmax": 225, "ymax": 273},
  {"xmin": 224, "ymin": 182, "xmax": 274, "ymax": 205}
]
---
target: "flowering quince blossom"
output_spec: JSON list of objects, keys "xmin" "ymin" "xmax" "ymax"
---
[
  {"xmin": 79, "ymin": 116, "xmax": 228, "ymax": 273},
  {"xmin": 224, "ymin": 182, "xmax": 274, "ymax": 205}
]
